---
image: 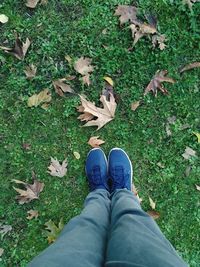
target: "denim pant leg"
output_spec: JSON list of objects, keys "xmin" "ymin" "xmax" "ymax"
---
[
  {"xmin": 28, "ymin": 189, "xmax": 110, "ymax": 267},
  {"xmin": 105, "ymin": 189, "xmax": 188, "ymax": 267}
]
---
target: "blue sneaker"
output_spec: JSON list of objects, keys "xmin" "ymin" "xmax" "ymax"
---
[
  {"xmin": 108, "ymin": 148, "xmax": 133, "ymax": 192},
  {"xmin": 85, "ymin": 148, "xmax": 109, "ymax": 191}
]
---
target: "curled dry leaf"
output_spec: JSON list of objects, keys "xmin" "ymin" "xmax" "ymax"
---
[
  {"xmin": 131, "ymin": 100, "xmax": 140, "ymax": 111},
  {"xmin": 26, "ymin": 0, "xmax": 40, "ymax": 8},
  {"xmin": 48, "ymin": 157, "xmax": 67, "ymax": 178},
  {"xmin": 27, "ymin": 89, "xmax": 52, "ymax": 108},
  {"xmin": 82, "ymin": 74, "xmax": 91, "ymax": 86},
  {"xmin": 73, "ymin": 151, "xmax": 80, "ymax": 160},
  {"xmin": 0, "ymin": 224, "xmax": 12, "ymax": 238},
  {"xmin": 182, "ymin": 147, "xmax": 197, "ymax": 160},
  {"xmin": 0, "ymin": 14, "xmax": 9, "ymax": 24},
  {"xmin": 179, "ymin": 62, "xmax": 200, "ymax": 73},
  {"xmin": 147, "ymin": 210, "xmax": 160, "ymax": 220},
  {"xmin": 115, "ymin": 5, "xmax": 137, "ymax": 25},
  {"xmin": 12, "ymin": 178, "xmax": 44, "ymax": 204},
  {"xmin": 193, "ymin": 132, "xmax": 200, "ymax": 143},
  {"xmin": 0, "ymin": 33, "xmax": 31, "ymax": 60},
  {"xmin": 24, "ymin": 64, "xmax": 37, "ymax": 79},
  {"xmin": 144, "ymin": 70, "xmax": 176, "ymax": 97},
  {"xmin": 130, "ymin": 22, "xmax": 157, "ymax": 46},
  {"xmin": 152, "ymin": 34, "xmax": 167, "ymax": 50},
  {"xmin": 88, "ymin": 136, "xmax": 105, "ymax": 148},
  {"xmin": 53, "ymin": 79, "xmax": 75, "ymax": 97},
  {"xmin": 149, "ymin": 197, "xmax": 156, "ymax": 210},
  {"xmin": 27, "ymin": 210, "xmax": 39, "ymax": 220},
  {"xmin": 45, "ymin": 218, "xmax": 64, "ymax": 243},
  {"xmin": 77, "ymin": 93, "xmax": 117, "ymax": 130}
]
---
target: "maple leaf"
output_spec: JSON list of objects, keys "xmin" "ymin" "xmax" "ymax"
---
[
  {"xmin": 130, "ymin": 22, "xmax": 157, "ymax": 46},
  {"xmin": 0, "ymin": 14, "xmax": 9, "ymax": 24},
  {"xmin": 0, "ymin": 224, "xmax": 12, "ymax": 239},
  {"xmin": 77, "ymin": 93, "xmax": 117, "ymax": 130},
  {"xmin": 115, "ymin": 5, "xmax": 137, "ymax": 25},
  {"xmin": 48, "ymin": 157, "xmax": 67, "ymax": 177},
  {"xmin": 45, "ymin": 218, "xmax": 64, "ymax": 243},
  {"xmin": 147, "ymin": 211, "xmax": 160, "ymax": 220},
  {"xmin": 24, "ymin": 64, "xmax": 37, "ymax": 79},
  {"xmin": 149, "ymin": 197, "xmax": 156, "ymax": 210},
  {"xmin": 182, "ymin": 147, "xmax": 197, "ymax": 160},
  {"xmin": 53, "ymin": 79, "xmax": 75, "ymax": 97},
  {"xmin": 12, "ymin": 177, "xmax": 44, "ymax": 204},
  {"xmin": 74, "ymin": 57, "xmax": 94, "ymax": 75},
  {"xmin": 152, "ymin": 34, "xmax": 167, "ymax": 50},
  {"xmin": 27, "ymin": 89, "xmax": 52, "ymax": 108},
  {"xmin": 179, "ymin": 62, "xmax": 200, "ymax": 73},
  {"xmin": 88, "ymin": 136, "xmax": 105, "ymax": 148},
  {"xmin": 27, "ymin": 210, "xmax": 39, "ymax": 220},
  {"xmin": 0, "ymin": 33, "xmax": 31, "ymax": 60},
  {"xmin": 144, "ymin": 70, "xmax": 176, "ymax": 97}
]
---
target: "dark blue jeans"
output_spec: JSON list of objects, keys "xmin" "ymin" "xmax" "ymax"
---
[{"xmin": 28, "ymin": 189, "xmax": 188, "ymax": 267}]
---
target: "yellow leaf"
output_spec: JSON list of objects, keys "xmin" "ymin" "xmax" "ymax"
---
[
  {"xmin": 73, "ymin": 151, "xmax": 80, "ymax": 159},
  {"xmin": 149, "ymin": 196, "xmax": 156, "ymax": 210},
  {"xmin": 193, "ymin": 132, "xmax": 200, "ymax": 143},
  {"xmin": 103, "ymin": 76, "xmax": 114, "ymax": 86},
  {"xmin": 45, "ymin": 218, "xmax": 64, "ymax": 244},
  {"xmin": 27, "ymin": 89, "xmax": 51, "ymax": 107},
  {"xmin": 195, "ymin": 184, "xmax": 200, "ymax": 191}
]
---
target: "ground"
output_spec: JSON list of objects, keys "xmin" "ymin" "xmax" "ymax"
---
[{"xmin": 0, "ymin": 0, "xmax": 200, "ymax": 266}]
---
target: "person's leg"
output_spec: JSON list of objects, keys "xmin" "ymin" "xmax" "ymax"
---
[
  {"xmin": 105, "ymin": 148, "xmax": 188, "ymax": 267},
  {"xmin": 28, "ymin": 148, "xmax": 111, "ymax": 267}
]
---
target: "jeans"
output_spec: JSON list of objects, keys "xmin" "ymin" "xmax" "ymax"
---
[{"xmin": 28, "ymin": 189, "xmax": 188, "ymax": 267}]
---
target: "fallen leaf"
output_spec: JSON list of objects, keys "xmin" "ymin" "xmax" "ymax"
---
[
  {"xmin": 182, "ymin": 146, "xmax": 197, "ymax": 160},
  {"xmin": 195, "ymin": 184, "xmax": 200, "ymax": 191},
  {"xmin": 27, "ymin": 89, "xmax": 52, "ymax": 107},
  {"xmin": 24, "ymin": 64, "xmax": 37, "ymax": 79},
  {"xmin": 104, "ymin": 76, "xmax": 114, "ymax": 87},
  {"xmin": 131, "ymin": 100, "xmax": 140, "ymax": 111},
  {"xmin": 48, "ymin": 157, "xmax": 67, "ymax": 177},
  {"xmin": 0, "ymin": 224, "xmax": 12, "ymax": 239},
  {"xmin": 53, "ymin": 79, "xmax": 75, "ymax": 97},
  {"xmin": 185, "ymin": 165, "xmax": 191, "ymax": 177},
  {"xmin": 166, "ymin": 123, "xmax": 172, "ymax": 136},
  {"xmin": 157, "ymin": 162, "xmax": 165, "ymax": 168},
  {"xmin": 132, "ymin": 186, "xmax": 143, "ymax": 203},
  {"xmin": 147, "ymin": 210, "xmax": 160, "ymax": 220},
  {"xmin": 77, "ymin": 93, "xmax": 117, "ymax": 130},
  {"xmin": 88, "ymin": 136, "xmax": 105, "ymax": 148},
  {"xmin": 74, "ymin": 57, "xmax": 94, "ymax": 76},
  {"xmin": 13, "ymin": 177, "xmax": 44, "ymax": 204},
  {"xmin": 115, "ymin": 5, "xmax": 138, "ymax": 25},
  {"xmin": 182, "ymin": 0, "xmax": 200, "ymax": 10},
  {"xmin": 149, "ymin": 197, "xmax": 156, "ymax": 210},
  {"xmin": 144, "ymin": 70, "xmax": 175, "ymax": 97},
  {"xmin": 27, "ymin": 210, "xmax": 39, "ymax": 220},
  {"xmin": 0, "ymin": 248, "xmax": 4, "ymax": 257},
  {"xmin": 45, "ymin": 218, "xmax": 64, "ymax": 243},
  {"xmin": 73, "ymin": 151, "xmax": 80, "ymax": 159},
  {"xmin": 130, "ymin": 22, "xmax": 157, "ymax": 46},
  {"xmin": 167, "ymin": 116, "xmax": 176, "ymax": 124},
  {"xmin": 22, "ymin": 143, "xmax": 31, "ymax": 150},
  {"xmin": 65, "ymin": 55, "xmax": 72, "ymax": 64},
  {"xmin": 0, "ymin": 14, "xmax": 9, "ymax": 24},
  {"xmin": 26, "ymin": 0, "xmax": 40, "ymax": 8},
  {"xmin": 193, "ymin": 132, "xmax": 200, "ymax": 143},
  {"xmin": 0, "ymin": 33, "xmax": 31, "ymax": 60},
  {"xmin": 152, "ymin": 34, "xmax": 167, "ymax": 50},
  {"xmin": 102, "ymin": 81, "xmax": 114, "ymax": 101},
  {"xmin": 82, "ymin": 74, "xmax": 91, "ymax": 86},
  {"xmin": 180, "ymin": 62, "xmax": 200, "ymax": 73}
]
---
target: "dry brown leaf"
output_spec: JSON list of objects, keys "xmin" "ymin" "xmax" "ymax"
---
[
  {"xmin": 77, "ymin": 93, "xmax": 117, "ymax": 130},
  {"xmin": 53, "ymin": 79, "xmax": 75, "ymax": 97},
  {"xmin": 182, "ymin": 147, "xmax": 197, "ymax": 160},
  {"xmin": 74, "ymin": 57, "xmax": 94, "ymax": 76},
  {"xmin": 183, "ymin": 0, "xmax": 200, "ymax": 10},
  {"xmin": 0, "ymin": 34, "xmax": 31, "ymax": 60},
  {"xmin": 82, "ymin": 74, "xmax": 91, "ymax": 86},
  {"xmin": 0, "ymin": 14, "xmax": 9, "ymax": 24},
  {"xmin": 149, "ymin": 197, "xmax": 156, "ymax": 210},
  {"xmin": 12, "ymin": 178, "xmax": 44, "ymax": 204},
  {"xmin": 0, "ymin": 248, "xmax": 4, "ymax": 257},
  {"xmin": 132, "ymin": 186, "xmax": 143, "ymax": 203},
  {"xmin": 131, "ymin": 100, "xmax": 140, "ymax": 111},
  {"xmin": 48, "ymin": 157, "xmax": 67, "ymax": 177},
  {"xmin": 130, "ymin": 22, "xmax": 157, "ymax": 46},
  {"xmin": 147, "ymin": 210, "xmax": 160, "ymax": 220},
  {"xmin": 115, "ymin": 5, "xmax": 137, "ymax": 25},
  {"xmin": 88, "ymin": 136, "xmax": 105, "ymax": 148},
  {"xmin": 144, "ymin": 70, "xmax": 176, "ymax": 97},
  {"xmin": 22, "ymin": 143, "xmax": 31, "ymax": 150},
  {"xmin": 179, "ymin": 62, "xmax": 200, "ymax": 73},
  {"xmin": 26, "ymin": 0, "xmax": 40, "ymax": 8},
  {"xmin": 195, "ymin": 184, "xmax": 200, "ymax": 191},
  {"xmin": 24, "ymin": 64, "xmax": 37, "ymax": 79},
  {"xmin": 0, "ymin": 224, "xmax": 12, "ymax": 238},
  {"xmin": 27, "ymin": 210, "xmax": 39, "ymax": 220},
  {"xmin": 152, "ymin": 34, "xmax": 167, "ymax": 50},
  {"xmin": 27, "ymin": 89, "xmax": 52, "ymax": 107}
]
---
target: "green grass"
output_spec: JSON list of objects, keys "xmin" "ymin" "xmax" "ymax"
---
[{"xmin": 0, "ymin": 0, "xmax": 200, "ymax": 266}]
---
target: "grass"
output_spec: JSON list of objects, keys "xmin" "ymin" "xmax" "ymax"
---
[{"xmin": 0, "ymin": 0, "xmax": 200, "ymax": 266}]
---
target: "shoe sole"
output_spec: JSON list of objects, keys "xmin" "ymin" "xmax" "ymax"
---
[
  {"xmin": 108, "ymin": 148, "xmax": 133, "ymax": 190},
  {"xmin": 85, "ymin": 148, "xmax": 108, "ymax": 174}
]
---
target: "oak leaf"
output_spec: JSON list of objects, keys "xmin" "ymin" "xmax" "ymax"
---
[
  {"xmin": 53, "ymin": 79, "xmax": 75, "ymax": 97},
  {"xmin": 24, "ymin": 64, "xmax": 37, "ymax": 79},
  {"xmin": 45, "ymin": 218, "xmax": 64, "ymax": 243},
  {"xmin": 27, "ymin": 210, "xmax": 39, "ymax": 220},
  {"xmin": 0, "ymin": 33, "xmax": 31, "ymax": 60},
  {"xmin": 27, "ymin": 89, "xmax": 52, "ymax": 107},
  {"xmin": 12, "ymin": 178, "xmax": 44, "ymax": 204},
  {"xmin": 144, "ymin": 70, "xmax": 175, "ymax": 97},
  {"xmin": 179, "ymin": 62, "xmax": 200, "ymax": 73},
  {"xmin": 115, "ymin": 5, "xmax": 137, "ymax": 25},
  {"xmin": 48, "ymin": 157, "xmax": 67, "ymax": 177},
  {"xmin": 88, "ymin": 136, "xmax": 105, "ymax": 148},
  {"xmin": 77, "ymin": 93, "xmax": 117, "ymax": 130}
]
